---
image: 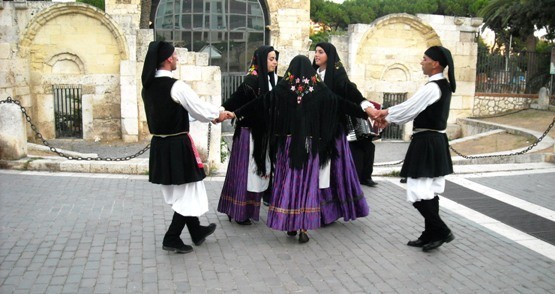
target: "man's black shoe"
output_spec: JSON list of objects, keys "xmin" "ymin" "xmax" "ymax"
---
[
  {"xmin": 192, "ymin": 223, "xmax": 217, "ymax": 246},
  {"xmin": 422, "ymin": 232, "xmax": 455, "ymax": 252},
  {"xmin": 360, "ymin": 179, "xmax": 377, "ymax": 187},
  {"xmin": 162, "ymin": 244, "xmax": 193, "ymax": 254},
  {"xmin": 400, "ymin": 178, "xmax": 407, "ymax": 183},
  {"xmin": 407, "ymin": 239, "xmax": 427, "ymax": 247}
]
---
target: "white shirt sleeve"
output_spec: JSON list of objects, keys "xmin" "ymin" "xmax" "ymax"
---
[
  {"xmin": 170, "ymin": 80, "xmax": 220, "ymax": 123},
  {"xmin": 385, "ymin": 82, "xmax": 441, "ymax": 125},
  {"xmin": 360, "ymin": 100, "xmax": 374, "ymax": 110}
]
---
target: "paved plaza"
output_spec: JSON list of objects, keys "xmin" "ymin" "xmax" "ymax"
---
[{"xmin": 1, "ymin": 161, "xmax": 554, "ymax": 293}]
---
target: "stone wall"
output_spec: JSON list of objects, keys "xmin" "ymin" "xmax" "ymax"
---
[
  {"xmin": 331, "ymin": 14, "xmax": 482, "ymax": 140},
  {"xmin": 472, "ymin": 94, "xmax": 536, "ymax": 117},
  {"xmin": 2, "ymin": 0, "xmax": 486, "ymax": 158},
  {"xmin": 265, "ymin": 0, "xmax": 311, "ymax": 74}
]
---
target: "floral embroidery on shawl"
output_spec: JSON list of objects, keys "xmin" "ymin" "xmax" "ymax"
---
[{"xmin": 284, "ymin": 71, "xmax": 320, "ymax": 104}]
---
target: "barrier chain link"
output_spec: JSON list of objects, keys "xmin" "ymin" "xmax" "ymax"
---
[
  {"xmin": 2, "ymin": 96, "xmax": 553, "ymax": 163},
  {"xmin": 1, "ymin": 96, "xmax": 150, "ymax": 161}
]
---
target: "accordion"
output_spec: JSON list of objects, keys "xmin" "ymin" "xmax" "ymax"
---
[
  {"xmin": 346, "ymin": 101, "xmax": 382, "ymax": 142},
  {"xmin": 346, "ymin": 117, "xmax": 381, "ymax": 141}
]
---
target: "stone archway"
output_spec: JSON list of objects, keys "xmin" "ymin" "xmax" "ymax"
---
[
  {"xmin": 351, "ymin": 13, "xmax": 442, "ymax": 97},
  {"xmin": 18, "ymin": 3, "xmax": 130, "ymax": 141}
]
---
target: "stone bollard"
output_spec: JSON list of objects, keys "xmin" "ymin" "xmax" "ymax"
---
[
  {"xmin": 531, "ymin": 87, "xmax": 549, "ymax": 110},
  {"xmin": 0, "ymin": 103, "xmax": 28, "ymax": 160}
]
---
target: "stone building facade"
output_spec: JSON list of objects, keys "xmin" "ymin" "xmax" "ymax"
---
[
  {"xmin": 0, "ymin": 0, "xmax": 480, "ymax": 161},
  {"xmin": 329, "ymin": 13, "xmax": 482, "ymax": 140},
  {"xmin": 0, "ymin": 0, "xmax": 310, "ymax": 166}
]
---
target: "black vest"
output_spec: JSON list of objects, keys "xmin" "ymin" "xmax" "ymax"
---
[
  {"xmin": 413, "ymin": 79, "xmax": 451, "ymax": 130},
  {"xmin": 142, "ymin": 77, "xmax": 189, "ymax": 135}
]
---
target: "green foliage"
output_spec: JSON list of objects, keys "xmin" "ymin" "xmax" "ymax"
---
[
  {"xmin": 220, "ymin": 138, "xmax": 229, "ymax": 164},
  {"xmin": 536, "ymin": 40, "xmax": 554, "ymax": 54},
  {"xmin": 440, "ymin": 0, "xmax": 488, "ymax": 16},
  {"xmin": 310, "ymin": 0, "xmax": 487, "ymax": 31},
  {"xmin": 309, "ymin": 31, "xmax": 331, "ymax": 50},
  {"xmin": 342, "ymin": 0, "xmax": 378, "ymax": 24},
  {"xmin": 479, "ymin": 0, "xmax": 555, "ymax": 54},
  {"xmin": 380, "ymin": 0, "xmax": 437, "ymax": 15},
  {"xmin": 77, "ymin": 0, "xmax": 104, "ymax": 11},
  {"xmin": 312, "ymin": 0, "xmax": 349, "ymax": 30}
]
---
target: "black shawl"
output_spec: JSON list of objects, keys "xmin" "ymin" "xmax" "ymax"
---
[
  {"xmin": 236, "ymin": 55, "xmax": 367, "ymax": 170},
  {"xmin": 223, "ymin": 45, "xmax": 278, "ymax": 175}
]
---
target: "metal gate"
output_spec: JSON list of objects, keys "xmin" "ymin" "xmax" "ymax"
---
[
  {"xmin": 381, "ymin": 93, "xmax": 407, "ymax": 140},
  {"xmin": 222, "ymin": 72, "xmax": 245, "ymax": 104},
  {"xmin": 221, "ymin": 72, "xmax": 245, "ymax": 133},
  {"xmin": 53, "ymin": 85, "xmax": 83, "ymax": 138}
]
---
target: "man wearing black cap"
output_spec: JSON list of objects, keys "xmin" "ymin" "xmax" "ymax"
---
[
  {"xmin": 141, "ymin": 41, "xmax": 229, "ymax": 254},
  {"xmin": 372, "ymin": 45, "xmax": 456, "ymax": 252}
]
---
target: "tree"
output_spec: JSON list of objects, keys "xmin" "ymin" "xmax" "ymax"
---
[
  {"xmin": 380, "ymin": 0, "xmax": 438, "ymax": 15},
  {"xmin": 140, "ymin": 0, "xmax": 152, "ymax": 29},
  {"xmin": 479, "ymin": 0, "xmax": 555, "ymax": 91},
  {"xmin": 311, "ymin": 0, "xmax": 349, "ymax": 30},
  {"xmin": 440, "ymin": 0, "xmax": 489, "ymax": 16},
  {"xmin": 77, "ymin": 0, "xmax": 104, "ymax": 11},
  {"xmin": 342, "ymin": 0, "xmax": 378, "ymax": 24}
]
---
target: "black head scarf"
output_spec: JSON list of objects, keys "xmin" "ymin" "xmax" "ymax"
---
[
  {"xmin": 247, "ymin": 45, "xmax": 279, "ymax": 95},
  {"xmin": 424, "ymin": 46, "xmax": 456, "ymax": 92},
  {"xmin": 267, "ymin": 55, "xmax": 339, "ymax": 169},
  {"xmin": 243, "ymin": 45, "xmax": 279, "ymax": 176},
  {"xmin": 141, "ymin": 41, "xmax": 175, "ymax": 89},
  {"xmin": 312, "ymin": 42, "xmax": 348, "ymax": 93}
]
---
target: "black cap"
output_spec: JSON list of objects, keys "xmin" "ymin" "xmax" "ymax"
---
[
  {"xmin": 141, "ymin": 41, "xmax": 175, "ymax": 89},
  {"xmin": 424, "ymin": 46, "xmax": 456, "ymax": 93}
]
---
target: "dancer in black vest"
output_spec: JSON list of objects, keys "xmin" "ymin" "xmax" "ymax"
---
[
  {"xmin": 141, "ymin": 41, "xmax": 229, "ymax": 254},
  {"xmin": 374, "ymin": 46, "xmax": 456, "ymax": 252}
]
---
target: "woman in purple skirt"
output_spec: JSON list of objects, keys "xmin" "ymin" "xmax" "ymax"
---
[
  {"xmin": 217, "ymin": 46, "xmax": 279, "ymax": 225},
  {"xmin": 228, "ymin": 55, "xmax": 372, "ymax": 243},
  {"xmin": 313, "ymin": 42, "xmax": 372, "ymax": 224}
]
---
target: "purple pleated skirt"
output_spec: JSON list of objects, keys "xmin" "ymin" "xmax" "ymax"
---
[
  {"xmin": 266, "ymin": 138, "xmax": 321, "ymax": 231},
  {"xmin": 217, "ymin": 127, "xmax": 262, "ymax": 222},
  {"xmin": 320, "ymin": 133, "xmax": 369, "ymax": 224}
]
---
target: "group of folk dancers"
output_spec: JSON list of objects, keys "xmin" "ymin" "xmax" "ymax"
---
[{"xmin": 141, "ymin": 41, "xmax": 456, "ymax": 253}]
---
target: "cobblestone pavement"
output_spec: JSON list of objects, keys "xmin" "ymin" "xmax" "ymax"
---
[{"xmin": 1, "ymin": 165, "xmax": 554, "ymax": 293}]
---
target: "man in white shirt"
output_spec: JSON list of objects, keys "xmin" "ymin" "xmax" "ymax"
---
[
  {"xmin": 141, "ymin": 41, "xmax": 229, "ymax": 254},
  {"xmin": 373, "ymin": 46, "xmax": 456, "ymax": 252}
]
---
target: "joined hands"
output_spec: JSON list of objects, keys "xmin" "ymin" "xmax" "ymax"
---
[
  {"xmin": 365, "ymin": 107, "xmax": 389, "ymax": 129},
  {"xmin": 212, "ymin": 110, "xmax": 236, "ymax": 124}
]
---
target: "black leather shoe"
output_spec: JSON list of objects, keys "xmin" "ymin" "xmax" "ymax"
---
[
  {"xmin": 193, "ymin": 223, "xmax": 217, "ymax": 246},
  {"xmin": 400, "ymin": 178, "xmax": 407, "ymax": 183},
  {"xmin": 422, "ymin": 232, "xmax": 455, "ymax": 252},
  {"xmin": 298, "ymin": 231, "xmax": 309, "ymax": 243},
  {"xmin": 407, "ymin": 239, "xmax": 428, "ymax": 247},
  {"xmin": 235, "ymin": 219, "xmax": 252, "ymax": 225},
  {"xmin": 360, "ymin": 179, "xmax": 377, "ymax": 187},
  {"xmin": 162, "ymin": 244, "xmax": 193, "ymax": 254},
  {"xmin": 263, "ymin": 201, "xmax": 270, "ymax": 207},
  {"xmin": 287, "ymin": 231, "xmax": 297, "ymax": 236}
]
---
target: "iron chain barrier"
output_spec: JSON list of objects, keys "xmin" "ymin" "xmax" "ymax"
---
[
  {"xmin": 1, "ymin": 96, "xmax": 149, "ymax": 161},
  {"xmin": 1, "ymin": 96, "xmax": 216, "ymax": 162},
  {"xmin": 2, "ymin": 96, "xmax": 553, "ymax": 164},
  {"xmin": 374, "ymin": 111, "xmax": 555, "ymax": 166}
]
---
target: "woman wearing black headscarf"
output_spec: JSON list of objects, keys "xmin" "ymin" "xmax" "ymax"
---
[
  {"xmin": 228, "ymin": 55, "xmax": 369, "ymax": 243},
  {"xmin": 217, "ymin": 46, "xmax": 279, "ymax": 225},
  {"xmin": 312, "ymin": 42, "xmax": 372, "ymax": 224}
]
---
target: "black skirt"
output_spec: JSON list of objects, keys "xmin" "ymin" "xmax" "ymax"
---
[
  {"xmin": 399, "ymin": 131, "xmax": 453, "ymax": 178},
  {"xmin": 148, "ymin": 134, "xmax": 206, "ymax": 185}
]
